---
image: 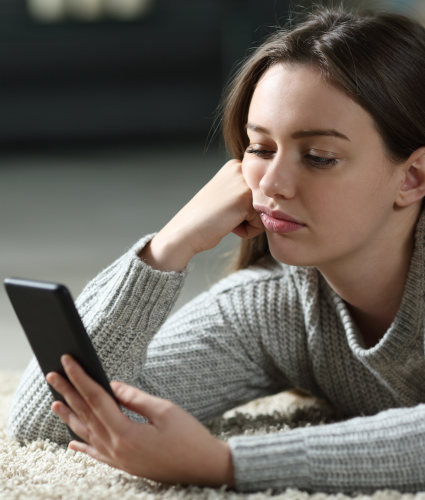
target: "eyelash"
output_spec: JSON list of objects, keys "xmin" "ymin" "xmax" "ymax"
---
[{"xmin": 245, "ymin": 148, "xmax": 339, "ymax": 168}]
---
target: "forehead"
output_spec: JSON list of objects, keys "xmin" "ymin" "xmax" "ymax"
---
[{"xmin": 249, "ymin": 63, "xmax": 374, "ymax": 136}]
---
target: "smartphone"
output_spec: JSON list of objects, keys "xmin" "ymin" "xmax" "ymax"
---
[{"xmin": 4, "ymin": 277, "xmax": 119, "ymax": 442}]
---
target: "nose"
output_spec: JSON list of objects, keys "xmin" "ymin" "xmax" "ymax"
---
[{"xmin": 259, "ymin": 158, "xmax": 296, "ymax": 200}]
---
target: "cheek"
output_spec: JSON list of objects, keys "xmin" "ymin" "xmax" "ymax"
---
[
  {"xmin": 305, "ymin": 172, "xmax": 389, "ymax": 248},
  {"xmin": 305, "ymin": 171, "xmax": 375, "ymax": 220}
]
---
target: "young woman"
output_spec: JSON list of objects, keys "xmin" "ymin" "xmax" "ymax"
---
[{"xmin": 8, "ymin": 5, "xmax": 425, "ymax": 494}]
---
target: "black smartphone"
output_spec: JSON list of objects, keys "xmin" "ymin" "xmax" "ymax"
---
[{"xmin": 4, "ymin": 277, "xmax": 119, "ymax": 442}]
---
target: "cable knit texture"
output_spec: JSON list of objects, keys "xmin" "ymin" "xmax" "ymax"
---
[{"xmin": 7, "ymin": 211, "xmax": 425, "ymax": 494}]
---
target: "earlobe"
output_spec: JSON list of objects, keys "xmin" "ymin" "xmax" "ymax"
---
[{"xmin": 396, "ymin": 148, "xmax": 425, "ymax": 208}]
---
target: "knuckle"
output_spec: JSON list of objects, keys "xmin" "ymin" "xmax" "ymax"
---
[
  {"xmin": 54, "ymin": 379, "xmax": 68, "ymax": 395},
  {"xmin": 84, "ymin": 391, "xmax": 101, "ymax": 407},
  {"xmin": 157, "ymin": 401, "xmax": 175, "ymax": 421},
  {"xmin": 83, "ymin": 428, "xmax": 93, "ymax": 443},
  {"xmin": 110, "ymin": 436, "xmax": 128, "ymax": 461},
  {"xmin": 223, "ymin": 159, "xmax": 240, "ymax": 172},
  {"xmin": 75, "ymin": 408, "xmax": 88, "ymax": 424},
  {"xmin": 109, "ymin": 446, "xmax": 121, "ymax": 461}
]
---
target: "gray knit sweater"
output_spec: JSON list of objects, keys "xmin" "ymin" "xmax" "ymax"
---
[{"xmin": 7, "ymin": 210, "xmax": 425, "ymax": 494}]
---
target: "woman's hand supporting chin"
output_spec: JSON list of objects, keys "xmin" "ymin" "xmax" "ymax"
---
[
  {"xmin": 139, "ymin": 159, "xmax": 265, "ymax": 272},
  {"xmin": 46, "ymin": 355, "xmax": 235, "ymax": 488}
]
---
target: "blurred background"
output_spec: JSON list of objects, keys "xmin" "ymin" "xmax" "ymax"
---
[{"xmin": 0, "ymin": 0, "xmax": 423, "ymax": 371}]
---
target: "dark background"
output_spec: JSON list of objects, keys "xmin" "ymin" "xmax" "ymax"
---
[{"xmin": 0, "ymin": 0, "xmax": 297, "ymax": 146}]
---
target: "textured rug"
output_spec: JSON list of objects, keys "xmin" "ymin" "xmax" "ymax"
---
[{"xmin": 0, "ymin": 371, "xmax": 424, "ymax": 500}]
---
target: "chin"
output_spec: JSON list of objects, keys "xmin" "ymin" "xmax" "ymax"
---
[
  {"xmin": 269, "ymin": 249, "xmax": 312, "ymax": 267},
  {"xmin": 267, "ymin": 233, "xmax": 315, "ymax": 267}
]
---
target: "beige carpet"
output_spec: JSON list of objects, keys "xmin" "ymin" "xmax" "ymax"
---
[{"xmin": 0, "ymin": 372, "xmax": 423, "ymax": 500}]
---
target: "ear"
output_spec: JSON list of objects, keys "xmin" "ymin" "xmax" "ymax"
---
[{"xmin": 395, "ymin": 147, "xmax": 425, "ymax": 208}]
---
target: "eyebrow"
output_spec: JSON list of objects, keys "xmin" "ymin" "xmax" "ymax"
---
[{"xmin": 245, "ymin": 123, "xmax": 351, "ymax": 142}]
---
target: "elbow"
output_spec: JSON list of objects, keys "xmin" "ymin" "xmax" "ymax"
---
[
  {"xmin": 7, "ymin": 399, "xmax": 69, "ymax": 446},
  {"xmin": 7, "ymin": 409, "xmax": 32, "ymax": 444}
]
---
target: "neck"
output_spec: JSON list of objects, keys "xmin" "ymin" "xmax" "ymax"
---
[{"xmin": 316, "ymin": 207, "xmax": 421, "ymax": 347}]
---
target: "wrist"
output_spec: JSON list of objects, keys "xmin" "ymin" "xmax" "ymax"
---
[
  {"xmin": 139, "ymin": 229, "xmax": 195, "ymax": 272},
  {"xmin": 203, "ymin": 440, "xmax": 235, "ymax": 488}
]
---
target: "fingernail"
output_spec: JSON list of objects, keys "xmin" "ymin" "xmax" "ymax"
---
[
  {"xmin": 112, "ymin": 381, "xmax": 123, "ymax": 395},
  {"xmin": 61, "ymin": 355, "xmax": 71, "ymax": 366},
  {"xmin": 51, "ymin": 402, "xmax": 61, "ymax": 413}
]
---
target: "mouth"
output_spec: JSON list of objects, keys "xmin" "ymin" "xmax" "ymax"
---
[{"xmin": 254, "ymin": 204, "xmax": 306, "ymax": 234}]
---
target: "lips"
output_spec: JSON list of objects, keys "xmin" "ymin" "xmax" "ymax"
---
[
  {"xmin": 254, "ymin": 204, "xmax": 306, "ymax": 234},
  {"xmin": 253, "ymin": 204, "xmax": 305, "ymax": 225}
]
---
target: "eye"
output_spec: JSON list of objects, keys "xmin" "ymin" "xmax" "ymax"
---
[
  {"xmin": 245, "ymin": 147, "xmax": 274, "ymax": 159},
  {"xmin": 305, "ymin": 154, "xmax": 339, "ymax": 168}
]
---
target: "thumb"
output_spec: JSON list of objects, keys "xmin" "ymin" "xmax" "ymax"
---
[
  {"xmin": 232, "ymin": 221, "xmax": 264, "ymax": 239},
  {"xmin": 110, "ymin": 381, "xmax": 167, "ymax": 423}
]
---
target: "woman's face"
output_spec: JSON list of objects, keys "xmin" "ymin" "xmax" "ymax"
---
[{"xmin": 242, "ymin": 63, "xmax": 404, "ymax": 268}]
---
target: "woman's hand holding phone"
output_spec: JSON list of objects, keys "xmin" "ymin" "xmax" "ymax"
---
[
  {"xmin": 139, "ymin": 159, "xmax": 264, "ymax": 272},
  {"xmin": 46, "ymin": 356, "xmax": 234, "ymax": 487}
]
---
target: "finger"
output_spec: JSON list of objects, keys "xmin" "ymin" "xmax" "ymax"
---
[
  {"xmin": 68, "ymin": 440, "xmax": 118, "ymax": 470},
  {"xmin": 52, "ymin": 400, "xmax": 116, "ymax": 459},
  {"xmin": 61, "ymin": 355, "xmax": 126, "ymax": 434},
  {"xmin": 46, "ymin": 371, "xmax": 93, "ymax": 425},
  {"xmin": 51, "ymin": 400, "xmax": 92, "ymax": 443},
  {"xmin": 110, "ymin": 381, "xmax": 171, "ymax": 424},
  {"xmin": 47, "ymin": 373, "xmax": 112, "ymax": 451}
]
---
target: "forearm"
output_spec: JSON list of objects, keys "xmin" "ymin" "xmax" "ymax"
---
[
  {"xmin": 228, "ymin": 403, "xmax": 425, "ymax": 493},
  {"xmin": 76, "ymin": 234, "xmax": 187, "ymax": 364}
]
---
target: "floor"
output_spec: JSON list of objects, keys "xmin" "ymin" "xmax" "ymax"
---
[{"xmin": 0, "ymin": 143, "xmax": 239, "ymax": 371}]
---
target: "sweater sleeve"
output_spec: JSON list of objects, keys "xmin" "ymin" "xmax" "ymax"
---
[
  {"xmin": 7, "ymin": 234, "xmax": 188, "ymax": 444},
  {"xmin": 7, "ymin": 235, "xmax": 289, "ymax": 445},
  {"xmin": 228, "ymin": 402, "xmax": 425, "ymax": 493}
]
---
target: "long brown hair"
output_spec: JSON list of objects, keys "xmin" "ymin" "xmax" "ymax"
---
[{"xmin": 220, "ymin": 5, "xmax": 425, "ymax": 271}]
